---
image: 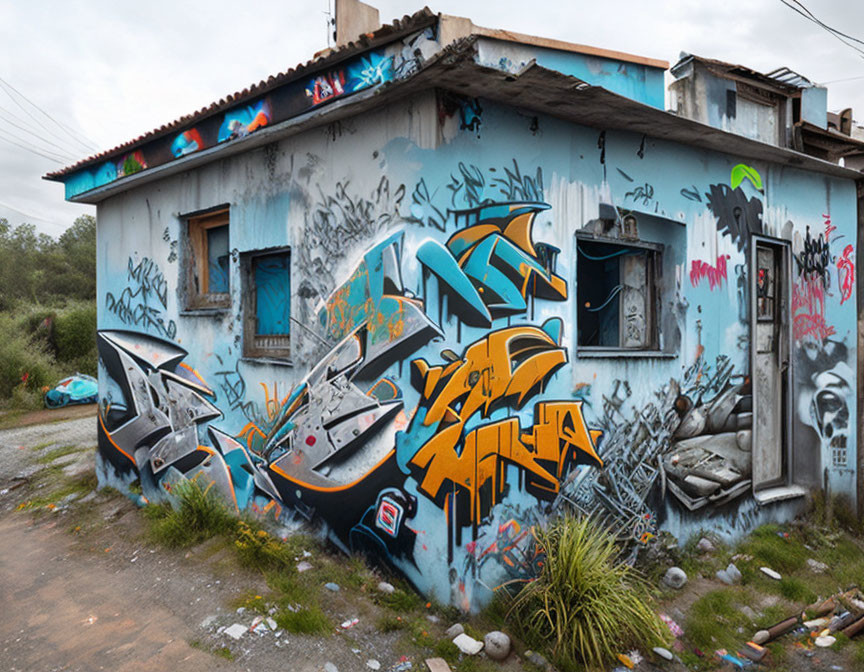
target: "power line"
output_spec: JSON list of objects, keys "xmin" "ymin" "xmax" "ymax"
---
[
  {"xmin": 0, "ymin": 77, "xmax": 100, "ymax": 152},
  {"xmin": 0, "ymin": 129, "xmax": 69, "ymax": 163},
  {"xmin": 0, "ymin": 107, "xmax": 81, "ymax": 160},
  {"xmin": 779, "ymin": 0, "xmax": 864, "ymax": 60},
  {"xmin": 0, "ymin": 102, "xmax": 90, "ymax": 158},
  {"xmin": 820, "ymin": 74, "xmax": 864, "ymax": 85},
  {"xmin": 790, "ymin": 0, "xmax": 864, "ymax": 47}
]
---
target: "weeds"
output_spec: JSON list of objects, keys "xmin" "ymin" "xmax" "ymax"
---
[
  {"xmin": 35, "ymin": 445, "xmax": 84, "ymax": 464},
  {"xmin": 685, "ymin": 588, "xmax": 753, "ymax": 652},
  {"xmin": 273, "ymin": 605, "xmax": 331, "ymax": 634},
  {"xmin": 507, "ymin": 516, "xmax": 669, "ymax": 671},
  {"xmin": 144, "ymin": 480, "xmax": 236, "ymax": 547}
]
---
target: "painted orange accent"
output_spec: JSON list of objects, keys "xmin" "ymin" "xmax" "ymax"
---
[
  {"xmin": 501, "ymin": 211, "xmax": 536, "ymax": 256},
  {"xmin": 368, "ymin": 378, "xmax": 399, "ymax": 400},
  {"xmin": 270, "ymin": 449, "xmax": 395, "ymax": 493},
  {"xmin": 97, "ymin": 412, "xmax": 135, "ymax": 465}
]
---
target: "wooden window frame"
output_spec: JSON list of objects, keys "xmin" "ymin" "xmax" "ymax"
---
[
  {"xmin": 241, "ymin": 247, "xmax": 292, "ymax": 360},
  {"xmin": 186, "ymin": 207, "xmax": 230, "ymax": 310}
]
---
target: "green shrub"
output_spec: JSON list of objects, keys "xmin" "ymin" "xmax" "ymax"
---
[
  {"xmin": 273, "ymin": 605, "xmax": 331, "ymax": 634},
  {"xmin": 0, "ymin": 312, "xmax": 61, "ymax": 402},
  {"xmin": 233, "ymin": 520, "xmax": 295, "ymax": 572},
  {"xmin": 53, "ymin": 301, "xmax": 97, "ymax": 369},
  {"xmin": 507, "ymin": 516, "xmax": 668, "ymax": 671},
  {"xmin": 145, "ymin": 479, "xmax": 237, "ymax": 547}
]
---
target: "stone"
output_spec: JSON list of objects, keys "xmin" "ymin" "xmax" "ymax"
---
[
  {"xmin": 739, "ymin": 605, "xmax": 757, "ymax": 622},
  {"xmin": 224, "ymin": 623, "xmax": 247, "ymax": 640},
  {"xmin": 753, "ymin": 630, "xmax": 770, "ymax": 645},
  {"xmin": 200, "ymin": 614, "xmax": 217, "ymax": 629},
  {"xmin": 452, "ymin": 633, "xmax": 484, "ymax": 655},
  {"xmin": 444, "ymin": 623, "xmax": 464, "ymax": 639},
  {"xmin": 377, "ymin": 581, "xmax": 395, "ymax": 594},
  {"xmin": 366, "ymin": 660, "xmax": 381, "ymax": 670},
  {"xmin": 662, "ymin": 567, "xmax": 687, "ymax": 589},
  {"xmin": 524, "ymin": 650, "xmax": 548, "ymax": 668},
  {"xmin": 815, "ymin": 635, "xmax": 836, "ymax": 648},
  {"xmin": 324, "ymin": 582, "xmax": 340, "ymax": 592},
  {"xmin": 807, "ymin": 558, "xmax": 829, "ymax": 573},
  {"xmin": 483, "ymin": 631, "xmax": 511, "ymax": 660},
  {"xmin": 296, "ymin": 561, "xmax": 313, "ymax": 572},
  {"xmin": 726, "ymin": 563, "xmax": 742, "ymax": 583},
  {"xmin": 324, "ymin": 663, "xmax": 339, "ymax": 672},
  {"xmin": 717, "ymin": 563, "xmax": 742, "ymax": 585},
  {"xmin": 653, "ymin": 646, "xmax": 674, "ymax": 661},
  {"xmin": 424, "ymin": 659, "xmax": 452, "ymax": 672},
  {"xmin": 760, "ymin": 567, "xmax": 781, "ymax": 580},
  {"xmin": 697, "ymin": 537, "xmax": 715, "ymax": 553}
]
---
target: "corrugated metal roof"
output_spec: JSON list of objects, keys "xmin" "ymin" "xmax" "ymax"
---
[{"xmin": 44, "ymin": 7, "xmax": 436, "ymax": 179}]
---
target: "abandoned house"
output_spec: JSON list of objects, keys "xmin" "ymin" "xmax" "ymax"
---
[{"xmin": 46, "ymin": 1, "xmax": 863, "ymax": 610}]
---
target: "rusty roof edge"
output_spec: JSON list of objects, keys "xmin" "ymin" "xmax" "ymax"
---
[{"xmin": 44, "ymin": 7, "xmax": 438, "ymax": 181}]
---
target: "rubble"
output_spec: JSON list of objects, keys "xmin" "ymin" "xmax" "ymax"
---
[
  {"xmin": 452, "ymin": 633, "xmax": 483, "ymax": 655},
  {"xmin": 444, "ymin": 623, "xmax": 464, "ymax": 638},
  {"xmin": 662, "ymin": 567, "xmax": 687, "ymax": 589},
  {"xmin": 223, "ymin": 623, "xmax": 247, "ymax": 640},
  {"xmin": 377, "ymin": 581, "xmax": 395, "ymax": 594},
  {"xmin": 424, "ymin": 658, "xmax": 451, "ymax": 672},
  {"xmin": 483, "ymin": 631, "xmax": 510, "ymax": 660}
]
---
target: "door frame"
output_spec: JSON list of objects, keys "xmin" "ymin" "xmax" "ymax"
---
[{"xmin": 750, "ymin": 234, "xmax": 793, "ymax": 492}]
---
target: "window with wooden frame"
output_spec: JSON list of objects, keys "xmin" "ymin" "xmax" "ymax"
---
[
  {"xmin": 241, "ymin": 248, "xmax": 291, "ymax": 359},
  {"xmin": 576, "ymin": 237, "xmax": 661, "ymax": 351},
  {"xmin": 185, "ymin": 208, "xmax": 231, "ymax": 309}
]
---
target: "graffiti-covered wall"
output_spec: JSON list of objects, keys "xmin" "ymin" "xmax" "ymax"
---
[{"xmin": 94, "ymin": 87, "xmax": 858, "ymax": 610}]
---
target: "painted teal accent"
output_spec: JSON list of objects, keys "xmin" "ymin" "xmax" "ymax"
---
[
  {"xmin": 416, "ymin": 239, "xmax": 490, "ymax": 324},
  {"xmin": 253, "ymin": 252, "xmax": 290, "ymax": 335},
  {"xmin": 207, "ymin": 225, "xmax": 230, "ymax": 293},
  {"xmin": 541, "ymin": 317, "xmax": 564, "ymax": 346},
  {"xmin": 223, "ymin": 449, "xmax": 255, "ymax": 509}
]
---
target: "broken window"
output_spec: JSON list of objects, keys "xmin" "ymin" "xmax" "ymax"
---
[
  {"xmin": 242, "ymin": 248, "xmax": 291, "ymax": 359},
  {"xmin": 186, "ymin": 208, "xmax": 230, "ymax": 309},
  {"xmin": 576, "ymin": 238, "xmax": 659, "ymax": 350}
]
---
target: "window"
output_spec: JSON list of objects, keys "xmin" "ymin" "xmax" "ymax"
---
[
  {"xmin": 186, "ymin": 208, "xmax": 230, "ymax": 309},
  {"xmin": 577, "ymin": 237, "xmax": 660, "ymax": 350},
  {"xmin": 242, "ymin": 248, "xmax": 291, "ymax": 359}
]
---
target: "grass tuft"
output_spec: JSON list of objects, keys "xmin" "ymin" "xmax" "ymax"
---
[
  {"xmin": 273, "ymin": 605, "xmax": 331, "ymax": 634},
  {"xmin": 507, "ymin": 516, "xmax": 669, "ymax": 670},
  {"xmin": 144, "ymin": 480, "xmax": 236, "ymax": 547}
]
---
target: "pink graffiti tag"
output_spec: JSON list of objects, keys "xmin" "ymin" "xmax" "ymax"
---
[
  {"xmin": 837, "ymin": 244, "xmax": 854, "ymax": 305},
  {"xmin": 792, "ymin": 276, "xmax": 835, "ymax": 342},
  {"xmin": 690, "ymin": 254, "xmax": 729, "ymax": 290},
  {"xmin": 823, "ymin": 213, "xmax": 836, "ymax": 243}
]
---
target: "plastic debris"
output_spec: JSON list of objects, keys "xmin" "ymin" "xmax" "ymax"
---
[
  {"xmin": 324, "ymin": 663, "xmax": 338, "ymax": 672},
  {"xmin": 377, "ymin": 581, "xmax": 395, "ymax": 594},
  {"xmin": 324, "ymin": 582, "xmax": 340, "ymax": 592},
  {"xmin": 297, "ymin": 561, "xmax": 313, "ymax": 572},
  {"xmin": 816, "ymin": 635, "xmax": 836, "ymax": 647},
  {"xmin": 366, "ymin": 660, "xmax": 381, "ymax": 670},
  {"xmin": 424, "ymin": 658, "xmax": 451, "ymax": 672},
  {"xmin": 652, "ymin": 646, "xmax": 673, "ymax": 661},
  {"xmin": 224, "ymin": 623, "xmax": 247, "ymax": 640},
  {"xmin": 616, "ymin": 653, "xmax": 635, "ymax": 668},
  {"xmin": 340, "ymin": 618, "xmax": 359, "ymax": 630},
  {"xmin": 760, "ymin": 567, "xmax": 781, "ymax": 580},
  {"xmin": 715, "ymin": 649, "xmax": 749, "ymax": 668},
  {"xmin": 739, "ymin": 642, "xmax": 766, "ymax": 662},
  {"xmin": 452, "ymin": 633, "xmax": 483, "ymax": 655},
  {"xmin": 659, "ymin": 613, "xmax": 684, "ymax": 637}
]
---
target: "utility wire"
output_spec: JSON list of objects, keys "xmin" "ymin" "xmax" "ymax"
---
[
  {"xmin": 0, "ymin": 129, "xmax": 69, "ymax": 163},
  {"xmin": 0, "ymin": 77, "xmax": 99, "ymax": 152},
  {"xmin": 0, "ymin": 108, "xmax": 81, "ymax": 160},
  {"xmin": 779, "ymin": 0, "xmax": 864, "ymax": 60},
  {"xmin": 820, "ymin": 74, "xmax": 864, "ymax": 85},
  {"xmin": 790, "ymin": 0, "xmax": 864, "ymax": 47},
  {"xmin": 0, "ymin": 102, "xmax": 88, "ymax": 158}
]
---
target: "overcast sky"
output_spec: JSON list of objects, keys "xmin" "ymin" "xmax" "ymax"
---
[{"xmin": 2, "ymin": 0, "xmax": 862, "ymax": 236}]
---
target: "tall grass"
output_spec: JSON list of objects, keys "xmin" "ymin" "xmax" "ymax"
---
[
  {"xmin": 144, "ymin": 479, "xmax": 237, "ymax": 547},
  {"xmin": 507, "ymin": 516, "xmax": 669, "ymax": 671}
]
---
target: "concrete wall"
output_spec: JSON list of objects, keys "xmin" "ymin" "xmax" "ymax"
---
[{"xmin": 95, "ymin": 89, "xmax": 858, "ymax": 610}]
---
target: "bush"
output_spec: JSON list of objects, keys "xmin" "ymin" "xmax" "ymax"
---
[
  {"xmin": 507, "ymin": 516, "xmax": 669, "ymax": 671},
  {"xmin": 0, "ymin": 312, "xmax": 62, "ymax": 402},
  {"xmin": 145, "ymin": 480, "xmax": 237, "ymax": 547},
  {"xmin": 233, "ymin": 520, "xmax": 296, "ymax": 572},
  {"xmin": 54, "ymin": 301, "xmax": 96, "ymax": 364}
]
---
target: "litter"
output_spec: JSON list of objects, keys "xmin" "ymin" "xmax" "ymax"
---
[
  {"xmin": 224, "ymin": 623, "xmax": 247, "ymax": 640},
  {"xmin": 340, "ymin": 618, "xmax": 359, "ymax": 629}
]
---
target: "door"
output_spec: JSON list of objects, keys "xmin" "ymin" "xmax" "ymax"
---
[{"xmin": 752, "ymin": 239, "xmax": 790, "ymax": 490}]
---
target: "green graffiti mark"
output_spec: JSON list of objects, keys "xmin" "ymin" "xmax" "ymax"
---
[{"xmin": 730, "ymin": 164, "xmax": 763, "ymax": 192}]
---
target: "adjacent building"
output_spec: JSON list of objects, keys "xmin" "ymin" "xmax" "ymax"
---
[{"xmin": 46, "ymin": 1, "xmax": 863, "ymax": 609}]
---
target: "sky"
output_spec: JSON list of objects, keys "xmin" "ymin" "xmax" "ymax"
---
[{"xmin": 1, "ymin": 0, "xmax": 862, "ymax": 237}]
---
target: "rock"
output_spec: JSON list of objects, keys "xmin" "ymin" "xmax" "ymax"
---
[
  {"xmin": 366, "ymin": 660, "xmax": 381, "ymax": 670},
  {"xmin": 815, "ymin": 635, "xmax": 836, "ymax": 648},
  {"xmin": 663, "ymin": 567, "xmax": 687, "ymax": 589},
  {"xmin": 425, "ymin": 659, "xmax": 452, "ymax": 672},
  {"xmin": 377, "ymin": 581, "xmax": 395, "ymax": 594},
  {"xmin": 324, "ymin": 663, "xmax": 339, "ymax": 672},
  {"xmin": 697, "ymin": 537, "xmax": 715, "ymax": 553},
  {"xmin": 524, "ymin": 650, "xmax": 548, "ymax": 668},
  {"xmin": 426, "ymin": 614, "xmax": 439, "ymax": 624},
  {"xmin": 739, "ymin": 605, "xmax": 757, "ymax": 622},
  {"xmin": 483, "ymin": 631, "xmax": 511, "ymax": 660},
  {"xmin": 296, "ymin": 561, "xmax": 313, "ymax": 572},
  {"xmin": 444, "ymin": 623, "xmax": 464, "ymax": 639},
  {"xmin": 224, "ymin": 623, "xmax": 247, "ymax": 640},
  {"xmin": 760, "ymin": 567, "xmax": 781, "ymax": 580},
  {"xmin": 807, "ymin": 558, "xmax": 829, "ymax": 573},
  {"xmin": 753, "ymin": 630, "xmax": 770, "ymax": 645},
  {"xmin": 452, "ymin": 633, "xmax": 484, "ymax": 655},
  {"xmin": 717, "ymin": 563, "xmax": 742, "ymax": 585},
  {"xmin": 653, "ymin": 646, "xmax": 674, "ymax": 661},
  {"xmin": 324, "ymin": 582, "xmax": 340, "ymax": 592},
  {"xmin": 200, "ymin": 614, "xmax": 217, "ymax": 629}
]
